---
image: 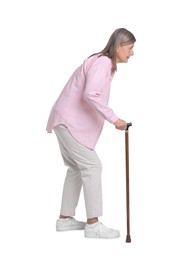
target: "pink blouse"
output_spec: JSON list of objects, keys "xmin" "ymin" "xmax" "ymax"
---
[{"xmin": 46, "ymin": 54, "xmax": 119, "ymax": 149}]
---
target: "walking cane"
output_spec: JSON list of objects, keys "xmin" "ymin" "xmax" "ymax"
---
[{"xmin": 125, "ymin": 122, "xmax": 132, "ymax": 243}]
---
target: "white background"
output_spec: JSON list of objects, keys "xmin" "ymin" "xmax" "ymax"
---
[{"xmin": 0, "ymin": 0, "xmax": 187, "ymax": 259}]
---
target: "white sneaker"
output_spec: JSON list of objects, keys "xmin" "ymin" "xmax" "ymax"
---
[
  {"xmin": 84, "ymin": 222, "xmax": 120, "ymax": 239},
  {"xmin": 56, "ymin": 217, "xmax": 86, "ymax": 231}
]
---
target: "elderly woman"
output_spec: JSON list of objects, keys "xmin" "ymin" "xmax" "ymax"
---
[{"xmin": 46, "ymin": 28, "xmax": 136, "ymax": 239}]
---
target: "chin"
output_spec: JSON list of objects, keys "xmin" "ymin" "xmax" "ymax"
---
[{"xmin": 119, "ymin": 59, "xmax": 128, "ymax": 63}]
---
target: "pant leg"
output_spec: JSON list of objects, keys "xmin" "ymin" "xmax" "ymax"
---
[
  {"xmin": 54, "ymin": 126, "xmax": 82, "ymax": 216},
  {"xmin": 54, "ymin": 124, "xmax": 102, "ymax": 218},
  {"xmin": 60, "ymin": 165, "xmax": 82, "ymax": 216}
]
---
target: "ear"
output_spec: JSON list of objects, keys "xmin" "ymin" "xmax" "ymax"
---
[{"xmin": 116, "ymin": 44, "xmax": 121, "ymax": 53}]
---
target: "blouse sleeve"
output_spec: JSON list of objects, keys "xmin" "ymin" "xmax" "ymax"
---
[{"xmin": 83, "ymin": 58, "xmax": 119, "ymax": 124}]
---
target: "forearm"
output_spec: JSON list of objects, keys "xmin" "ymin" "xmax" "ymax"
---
[{"xmin": 83, "ymin": 93, "xmax": 119, "ymax": 123}]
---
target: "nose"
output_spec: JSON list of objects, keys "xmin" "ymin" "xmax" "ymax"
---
[{"xmin": 131, "ymin": 49, "xmax": 134, "ymax": 56}]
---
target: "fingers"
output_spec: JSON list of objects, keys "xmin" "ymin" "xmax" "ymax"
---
[
  {"xmin": 115, "ymin": 125, "xmax": 126, "ymax": 130},
  {"xmin": 114, "ymin": 119, "xmax": 127, "ymax": 131}
]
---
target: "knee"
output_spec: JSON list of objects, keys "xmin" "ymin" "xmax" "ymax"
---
[
  {"xmin": 80, "ymin": 160, "xmax": 102, "ymax": 177},
  {"xmin": 91, "ymin": 157, "xmax": 102, "ymax": 171},
  {"xmin": 92, "ymin": 161, "xmax": 102, "ymax": 173}
]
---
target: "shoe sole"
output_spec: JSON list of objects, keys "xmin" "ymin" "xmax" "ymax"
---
[
  {"xmin": 56, "ymin": 227, "xmax": 85, "ymax": 231},
  {"xmin": 84, "ymin": 232, "xmax": 120, "ymax": 239}
]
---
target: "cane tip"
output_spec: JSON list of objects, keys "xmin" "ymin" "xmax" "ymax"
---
[{"xmin": 126, "ymin": 235, "xmax": 131, "ymax": 243}]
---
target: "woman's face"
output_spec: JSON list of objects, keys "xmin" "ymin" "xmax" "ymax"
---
[{"xmin": 116, "ymin": 43, "xmax": 134, "ymax": 63}]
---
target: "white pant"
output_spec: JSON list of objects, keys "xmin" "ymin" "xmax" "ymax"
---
[{"xmin": 54, "ymin": 125, "xmax": 102, "ymax": 218}]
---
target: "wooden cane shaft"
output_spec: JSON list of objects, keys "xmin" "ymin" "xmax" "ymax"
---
[{"xmin": 125, "ymin": 130, "xmax": 131, "ymax": 242}]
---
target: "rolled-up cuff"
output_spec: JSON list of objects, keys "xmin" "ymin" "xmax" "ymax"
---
[{"xmin": 107, "ymin": 114, "xmax": 119, "ymax": 124}]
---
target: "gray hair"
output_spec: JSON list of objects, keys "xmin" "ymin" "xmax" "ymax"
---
[{"xmin": 90, "ymin": 28, "xmax": 136, "ymax": 72}]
